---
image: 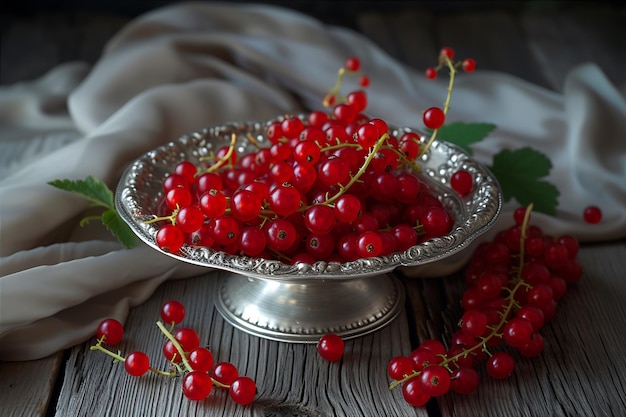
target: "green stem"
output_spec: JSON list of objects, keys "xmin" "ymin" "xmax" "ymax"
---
[
  {"xmin": 418, "ymin": 55, "xmax": 457, "ymax": 158},
  {"xmin": 156, "ymin": 321, "xmax": 194, "ymax": 373}
]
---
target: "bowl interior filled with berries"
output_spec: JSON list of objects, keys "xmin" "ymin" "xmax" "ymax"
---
[{"xmin": 115, "ymin": 55, "xmax": 502, "ymax": 342}]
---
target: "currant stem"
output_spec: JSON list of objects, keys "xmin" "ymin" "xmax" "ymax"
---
[
  {"xmin": 156, "ymin": 321, "xmax": 194, "ymax": 373},
  {"xmin": 302, "ymin": 133, "xmax": 389, "ymax": 211},
  {"xmin": 418, "ymin": 55, "xmax": 457, "ymax": 158},
  {"xmin": 90, "ymin": 340, "xmax": 176, "ymax": 377},
  {"xmin": 323, "ymin": 67, "xmax": 346, "ymax": 107},
  {"xmin": 200, "ymin": 133, "xmax": 237, "ymax": 174}
]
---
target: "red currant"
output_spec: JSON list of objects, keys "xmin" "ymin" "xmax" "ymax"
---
[
  {"xmin": 96, "ymin": 318, "xmax": 124, "ymax": 345},
  {"xmin": 402, "ymin": 377, "xmax": 430, "ymax": 407},
  {"xmin": 450, "ymin": 170, "xmax": 473, "ymax": 196},
  {"xmin": 317, "ymin": 333, "xmax": 344, "ymax": 361},
  {"xmin": 161, "ymin": 300, "xmax": 185, "ymax": 325},
  {"xmin": 156, "ymin": 224, "xmax": 184, "ymax": 253},
  {"xmin": 462, "ymin": 58, "xmax": 476, "ymax": 72},
  {"xmin": 388, "ymin": 356, "xmax": 416, "ymax": 381},
  {"xmin": 229, "ymin": 376, "xmax": 257, "ymax": 405},
  {"xmin": 124, "ymin": 351, "xmax": 150, "ymax": 377},
  {"xmin": 345, "ymin": 56, "xmax": 361, "ymax": 72},
  {"xmin": 486, "ymin": 351, "xmax": 515, "ymax": 379},
  {"xmin": 182, "ymin": 371, "xmax": 213, "ymax": 401},
  {"xmin": 423, "ymin": 107, "xmax": 445, "ymax": 129},
  {"xmin": 583, "ymin": 205, "xmax": 602, "ymax": 224},
  {"xmin": 211, "ymin": 361, "xmax": 239, "ymax": 385}
]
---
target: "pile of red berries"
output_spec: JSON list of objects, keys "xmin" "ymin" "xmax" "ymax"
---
[
  {"xmin": 92, "ymin": 300, "xmax": 257, "ymax": 405},
  {"xmin": 387, "ymin": 205, "xmax": 583, "ymax": 406},
  {"xmin": 149, "ymin": 52, "xmax": 478, "ymax": 264}
]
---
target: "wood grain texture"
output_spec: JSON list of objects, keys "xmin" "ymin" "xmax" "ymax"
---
[
  {"xmin": 0, "ymin": 352, "xmax": 64, "ymax": 417},
  {"xmin": 53, "ymin": 271, "xmax": 425, "ymax": 417}
]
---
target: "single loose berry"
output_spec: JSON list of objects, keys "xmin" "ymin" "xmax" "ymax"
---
[
  {"xmin": 583, "ymin": 205, "xmax": 602, "ymax": 224},
  {"xmin": 317, "ymin": 334, "xmax": 344, "ymax": 361}
]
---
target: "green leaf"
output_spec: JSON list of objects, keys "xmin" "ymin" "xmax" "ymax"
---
[
  {"xmin": 489, "ymin": 147, "xmax": 559, "ymax": 215},
  {"xmin": 48, "ymin": 176, "xmax": 137, "ymax": 249},
  {"xmin": 48, "ymin": 176, "xmax": 114, "ymax": 210},
  {"xmin": 436, "ymin": 122, "xmax": 496, "ymax": 155},
  {"xmin": 102, "ymin": 209, "xmax": 137, "ymax": 249}
]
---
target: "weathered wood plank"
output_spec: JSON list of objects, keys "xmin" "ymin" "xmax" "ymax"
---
[
  {"xmin": 402, "ymin": 241, "xmax": 626, "ymax": 416},
  {"xmin": 53, "ymin": 270, "xmax": 426, "ymax": 416},
  {"xmin": 0, "ymin": 352, "xmax": 64, "ymax": 417}
]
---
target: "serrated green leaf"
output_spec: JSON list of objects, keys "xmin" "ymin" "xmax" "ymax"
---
[
  {"xmin": 48, "ymin": 176, "xmax": 114, "ymax": 210},
  {"xmin": 436, "ymin": 122, "xmax": 496, "ymax": 155},
  {"xmin": 489, "ymin": 147, "xmax": 559, "ymax": 215},
  {"xmin": 102, "ymin": 209, "xmax": 137, "ymax": 249}
]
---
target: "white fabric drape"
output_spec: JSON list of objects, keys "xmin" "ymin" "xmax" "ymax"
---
[{"xmin": 1, "ymin": 2, "xmax": 625, "ymax": 360}]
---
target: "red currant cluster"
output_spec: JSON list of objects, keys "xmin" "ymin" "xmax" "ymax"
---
[
  {"xmin": 388, "ymin": 204, "xmax": 583, "ymax": 406},
  {"xmin": 92, "ymin": 300, "xmax": 257, "ymax": 405},
  {"xmin": 149, "ymin": 54, "xmax": 476, "ymax": 263}
]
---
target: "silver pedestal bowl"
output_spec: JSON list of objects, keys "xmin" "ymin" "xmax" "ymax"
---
[{"xmin": 115, "ymin": 119, "xmax": 502, "ymax": 343}]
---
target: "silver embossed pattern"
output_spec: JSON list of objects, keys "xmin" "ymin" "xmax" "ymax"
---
[{"xmin": 115, "ymin": 118, "xmax": 502, "ymax": 281}]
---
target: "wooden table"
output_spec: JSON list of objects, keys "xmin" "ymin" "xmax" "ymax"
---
[{"xmin": 2, "ymin": 3, "xmax": 626, "ymax": 416}]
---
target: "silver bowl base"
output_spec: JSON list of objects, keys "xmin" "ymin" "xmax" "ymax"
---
[{"xmin": 215, "ymin": 272, "xmax": 406, "ymax": 343}]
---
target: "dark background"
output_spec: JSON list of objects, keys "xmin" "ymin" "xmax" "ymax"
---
[{"xmin": 2, "ymin": 1, "xmax": 625, "ymax": 87}]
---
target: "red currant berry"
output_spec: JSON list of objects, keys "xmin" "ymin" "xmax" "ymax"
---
[
  {"xmin": 359, "ymin": 75, "xmax": 370, "ymax": 87},
  {"xmin": 182, "ymin": 371, "xmax": 213, "ymax": 401},
  {"xmin": 346, "ymin": 90, "xmax": 368, "ymax": 113},
  {"xmin": 174, "ymin": 161, "xmax": 197, "ymax": 184},
  {"xmin": 156, "ymin": 224, "xmax": 184, "ymax": 253},
  {"xmin": 96, "ymin": 318, "xmax": 124, "ymax": 345},
  {"xmin": 503, "ymin": 317, "xmax": 534, "ymax": 348},
  {"xmin": 462, "ymin": 58, "xmax": 476, "ymax": 72},
  {"xmin": 174, "ymin": 327, "xmax": 201, "ymax": 352},
  {"xmin": 165, "ymin": 187, "xmax": 192, "ymax": 210},
  {"xmin": 450, "ymin": 367, "xmax": 479, "ymax": 395},
  {"xmin": 211, "ymin": 361, "xmax": 239, "ymax": 385},
  {"xmin": 425, "ymin": 67, "xmax": 438, "ymax": 80},
  {"xmin": 439, "ymin": 46, "xmax": 455, "ymax": 60},
  {"xmin": 345, "ymin": 56, "xmax": 361, "ymax": 72},
  {"xmin": 124, "ymin": 351, "xmax": 150, "ymax": 377},
  {"xmin": 402, "ymin": 377, "xmax": 430, "ymax": 407},
  {"xmin": 388, "ymin": 356, "xmax": 416, "ymax": 381},
  {"xmin": 175, "ymin": 205, "xmax": 204, "ymax": 233},
  {"xmin": 486, "ymin": 351, "xmax": 515, "ymax": 379},
  {"xmin": 161, "ymin": 300, "xmax": 185, "ymax": 325},
  {"xmin": 317, "ymin": 333, "xmax": 344, "ymax": 362},
  {"xmin": 265, "ymin": 219, "xmax": 297, "ymax": 252},
  {"xmin": 583, "ymin": 205, "xmax": 602, "ymax": 224},
  {"xmin": 450, "ymin": 170, "xmax": 473, "ymax": 196},
  {"xmin": 356, "ymin": 231, "xmax": 383, "ymax": 258},
  {"xmin": 423, "ymin": 107, "xmax": 445, "ymax": 129},
  {"xmin": 229, "ymin": 376, "xmax": 257, "ymax": 405},
  {"xmin": 238, "ymin": 226, "xmax": 267, "ymax": 257},
  {"xmin": 419, "ymin": 365, "xmax": 450, "ymax": 397},
  {"xmin": 188, "ymin": 347, "xmax": 214, "ymax": 372}
]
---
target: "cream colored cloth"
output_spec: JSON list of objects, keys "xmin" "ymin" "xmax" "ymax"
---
[{"xmin": 1, "ymin": 2, "xmax": 625, "ymax": 360}]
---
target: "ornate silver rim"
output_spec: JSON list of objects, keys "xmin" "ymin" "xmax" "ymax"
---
[{"xmin": 115, "ymin": 117, "xmax": 502, "ymax": 280}]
